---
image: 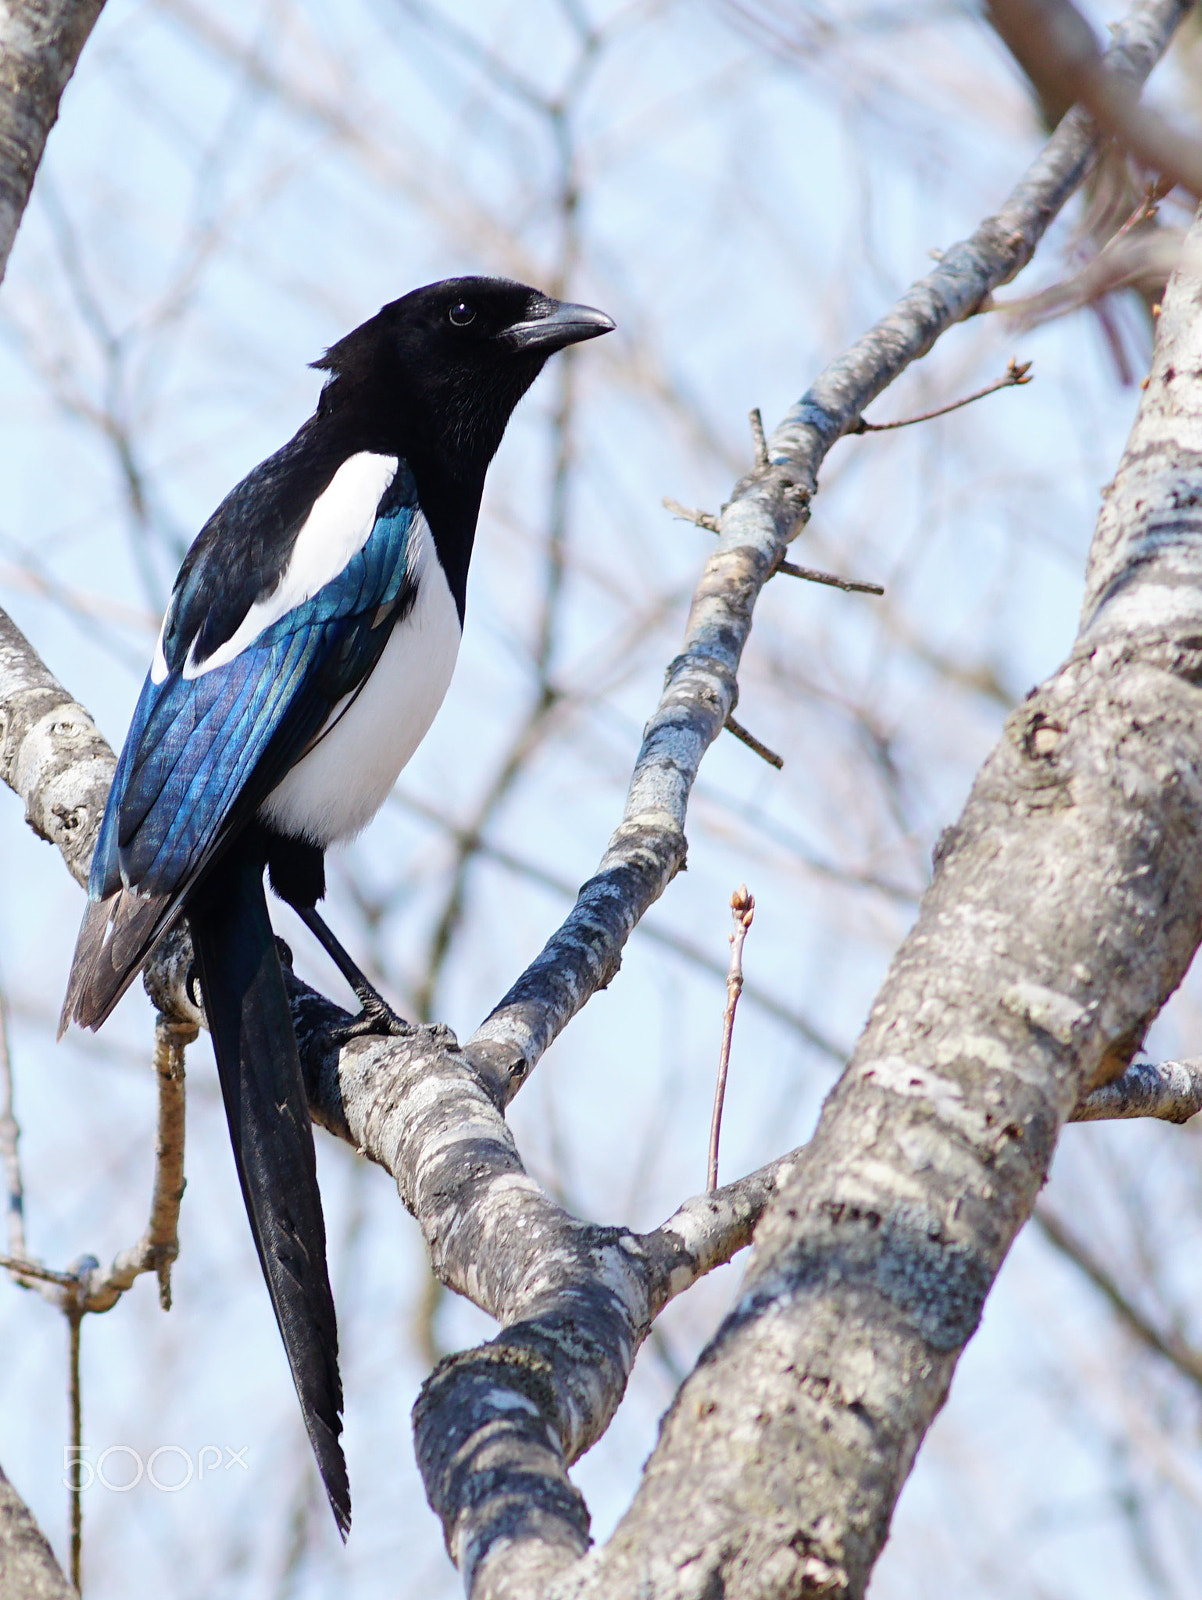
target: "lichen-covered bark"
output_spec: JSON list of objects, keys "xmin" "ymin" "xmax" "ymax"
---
[
  {"xmin": 553, "ymin": 185, "xmax": 1202, "ymax": 1600},
  {"xmin": 0, "ymin": 0, "xmax": 106, "ymax": 286},
  {"xmin": 0, "ymin": 609, "xmax": 113, "ymax": 889},
  {"xmin": 0, "ymin": 1463, "xmax": 73, "ymax": 1600},
  {"xmin": 287, "ymin": 982, "xmax": 788, "ymax": 1593}
]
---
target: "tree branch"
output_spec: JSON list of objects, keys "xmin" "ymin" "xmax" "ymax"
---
[
  {"xmin": 0, "ymin": 0, "xmax": 107, "ymax": 286},
  {"xmin": 77, "ymin": 1013, "xmax": 193, "ymax": 1313},
  {"xmin": 0, "ymin": 1461, "xmax": 73, "ymax": 1600},
  {"xmin": 1071, "ymin": 1055, "xmax": 1202, "ymax": 1122},
  {"xmin": 556, "ymin": 86, "xmax": 1202, "ymax": 1600}
]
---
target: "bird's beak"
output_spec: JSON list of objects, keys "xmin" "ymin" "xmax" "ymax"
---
[{"xmin": 506, "ymin": 300, "xmax": 615, "ymax": 354}]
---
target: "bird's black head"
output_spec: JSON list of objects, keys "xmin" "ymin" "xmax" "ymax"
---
[{"xmin": 312, "ymin": 276, "xmax": 614, "ymax": 474}]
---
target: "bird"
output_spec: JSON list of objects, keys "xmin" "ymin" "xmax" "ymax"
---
[{"xmin": 58, "ymin": 276, "xmax": 615, "ymax": 1537}]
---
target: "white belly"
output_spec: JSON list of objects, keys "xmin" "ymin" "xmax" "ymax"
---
[{"xmin": 258, "ymin": 554, "xmax": 461, "ymax": 845}]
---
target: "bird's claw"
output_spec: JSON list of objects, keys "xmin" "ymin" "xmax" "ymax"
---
[{"xmin": 326, "ymin": 993, "xmax": 414, "ymax": 1045}]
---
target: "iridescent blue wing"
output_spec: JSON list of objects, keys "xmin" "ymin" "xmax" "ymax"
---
[{"xmin": 89, "ymin": 491, "xmax": 418, "ymax": 902}]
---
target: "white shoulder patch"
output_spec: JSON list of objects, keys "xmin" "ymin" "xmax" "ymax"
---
[
  {"xmin": 258, "ymin": 510, "xmax": 462, "ymax": 845},
  {"xmin": 181, "ymin": 451, "xmax": 399, "ymax": 680},
  {"xmin": 150, "ymin": 610, "xmax": 171, "ymax": 685}
]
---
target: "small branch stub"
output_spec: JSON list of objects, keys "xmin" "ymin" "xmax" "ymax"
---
[
  {"xmin": 724, "ymin": 714, "xmax": 784, "ymax": 770},
  {"xmin": 774, "ymin": 558, "xmax": 884, "ymax": 596},
  {"xmin": 749, "ymin": 407, "xmax": 770, "ymax": 469},
  {"xmin": 664, "ymin": 496, "xmax": 883, "ymax": 596},
  {"xmin": 662, "ymin": 497, "xmax": 721, "ymax": 533},
  {"xmin": 852, "ymin": 358, "xmax": 1033, "ymax": 434},
  {"xmin": 708, "ymin": 887, "xmax": 755, "ymax": 1192}
]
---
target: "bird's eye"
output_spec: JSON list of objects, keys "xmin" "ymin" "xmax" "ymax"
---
[{"xmin": 448, "ymin": 303, "xmax": 476, "ymax": 327}]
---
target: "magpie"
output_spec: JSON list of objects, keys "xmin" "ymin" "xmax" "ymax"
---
[{"xmin": 58, "ymin": 277, "xmax": 614, "ymax": 1537}]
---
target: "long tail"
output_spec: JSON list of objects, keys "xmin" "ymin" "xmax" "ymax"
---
[{"xmin": 187, "ymin": 847, "xmax": 350, "ymax": 1538}]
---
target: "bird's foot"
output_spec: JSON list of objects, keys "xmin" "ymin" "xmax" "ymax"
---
[{"xmin": 325, "ymin": 990, "xmax": 415, "ymax": 1045}]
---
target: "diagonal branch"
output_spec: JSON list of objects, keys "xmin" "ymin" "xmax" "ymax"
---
[
  {"xmin": 463, "ymin": 0, "xmax": 1192, "ymax": 1112},
  {"xmin": 558, "ymin": 50, "xmax": 1202, "ymax": 1600},
  {"xmin": 0, "ymin": 0, "xmax": 108, "ymax": 288},
  {"xmin": 1033, "ymin": 1205, "xmax": 1202, "ymax": 1389},
  {"xmin": 0, "ymin": 1461, "xmax": 74, "ymax": 1600}
]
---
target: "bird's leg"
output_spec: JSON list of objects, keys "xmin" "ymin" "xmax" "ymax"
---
[{"xmin": 295, "ymin": 906, "xmax": 412, "ymax": 1039}]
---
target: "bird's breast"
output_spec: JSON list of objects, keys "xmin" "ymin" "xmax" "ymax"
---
[{"xmin": 258, "ymin": 526, "xmax": 461, "ymax": 846}]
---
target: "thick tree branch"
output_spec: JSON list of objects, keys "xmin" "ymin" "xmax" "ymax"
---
[
  {"xmin": 0, "ymin": 609, "xmax": 113, "ymax": 891},
  {"xmin": 286, "ymin": 978, "xmax": 793, "ymax": 1597},
  {"xmin": 557, "ymin": 157, "xmax": 1202, "ymax": 1600},
  {"xmin": 0, "ymin": 1462, "xmax": 73, "ymax": 1600},
  {"xmin": 0, "ymin": 0, "xmax": 106, "ymax": 287}
]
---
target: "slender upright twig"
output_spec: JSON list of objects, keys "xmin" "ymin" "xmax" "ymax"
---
[
  {"xmin": 708, "ymin": 888, "xmax": 755, "ymax": 1192},
  {"xmin": 0, "ymin": 1011, "xmax": 194, "ymax": 1590},
  {"xmin": 0, "ymin": 987, "xmax": 26, "ymax": 1265},
  {"xmin": 80, "ymin": 1014, "xmax": 192, "ymax": 1314},
  {"xmin": 66, "ymin": 1300, "xmax": 83, "ymax": 1592},
  {"xmin": 748, "ymin": 407, "xmax": 769, "ymax": 469}
]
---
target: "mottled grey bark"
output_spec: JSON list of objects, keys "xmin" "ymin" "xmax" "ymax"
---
[
  {"xmin": 0, "ymin": 0, "xmax": 106, "ymax": 287},
  {"xmin": 0, "ymin": 1, "xmax": 1195, "ymax": 1596},
  {"xmin": 0, "ymin": 1464, "xmax": 73, "ymax": 1600},
  {"xmin": 552, "ymin": 165, "xmax": 1202, "ymax": 1600},
  {"xmin": 0, "ymin": 610, "xmax": 112, "ymax": 891},
  {"xmin": 1071, "ymin": 1055, "xmax": 1202, "ymax": 1121}
]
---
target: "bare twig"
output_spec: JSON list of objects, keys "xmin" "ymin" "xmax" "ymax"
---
[
  {"xmin": 774, "ymin": 559, "xmax": 885, "ymax": 595},
  {"xmin": 851, "ymin": 358, "xmax": 1033, "ymax": 434},
  {"xmin": 80, "ymin": 1014, "xmax": 193, "ymax": 1313},
  {"xmin": 708, "ymin": 888, "xmax": 755, "ymax": 1191},
  {"xmin": 0, "ymin": 1013, "xmax": 193, "ymax": 1316},
  {"xmin": 1034, "ymin": 1206, "xmax": 1202, "ymax": 1389},
  {"xmin": 81, "ymin": 1015, "xmax": 192, "ymax": 1313},
  {"xmin": 0, "ymin": 990, "xmax": 25, "ymax": 1270},
  {"xmin": 0, "ymin": 1007, "xmax": 191, "ymax": 1585},
  {"xmin": 667, "ymin": 497, "xmax": 884, "ymax": 593},
  {"xmin": 66, "ymin": 1303, "xmax": 82, "ymax": 1592},
  {"xmin": 662, "ymin": 497, "xmax": 721, "ymax": 533},
  {"xmin": 0, "ymin": 1255, "xmax": 78, "ymax": 1288},
  {"xmin": 723, "ymin": 715, "xmax": 784, "ymax": 770}
]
